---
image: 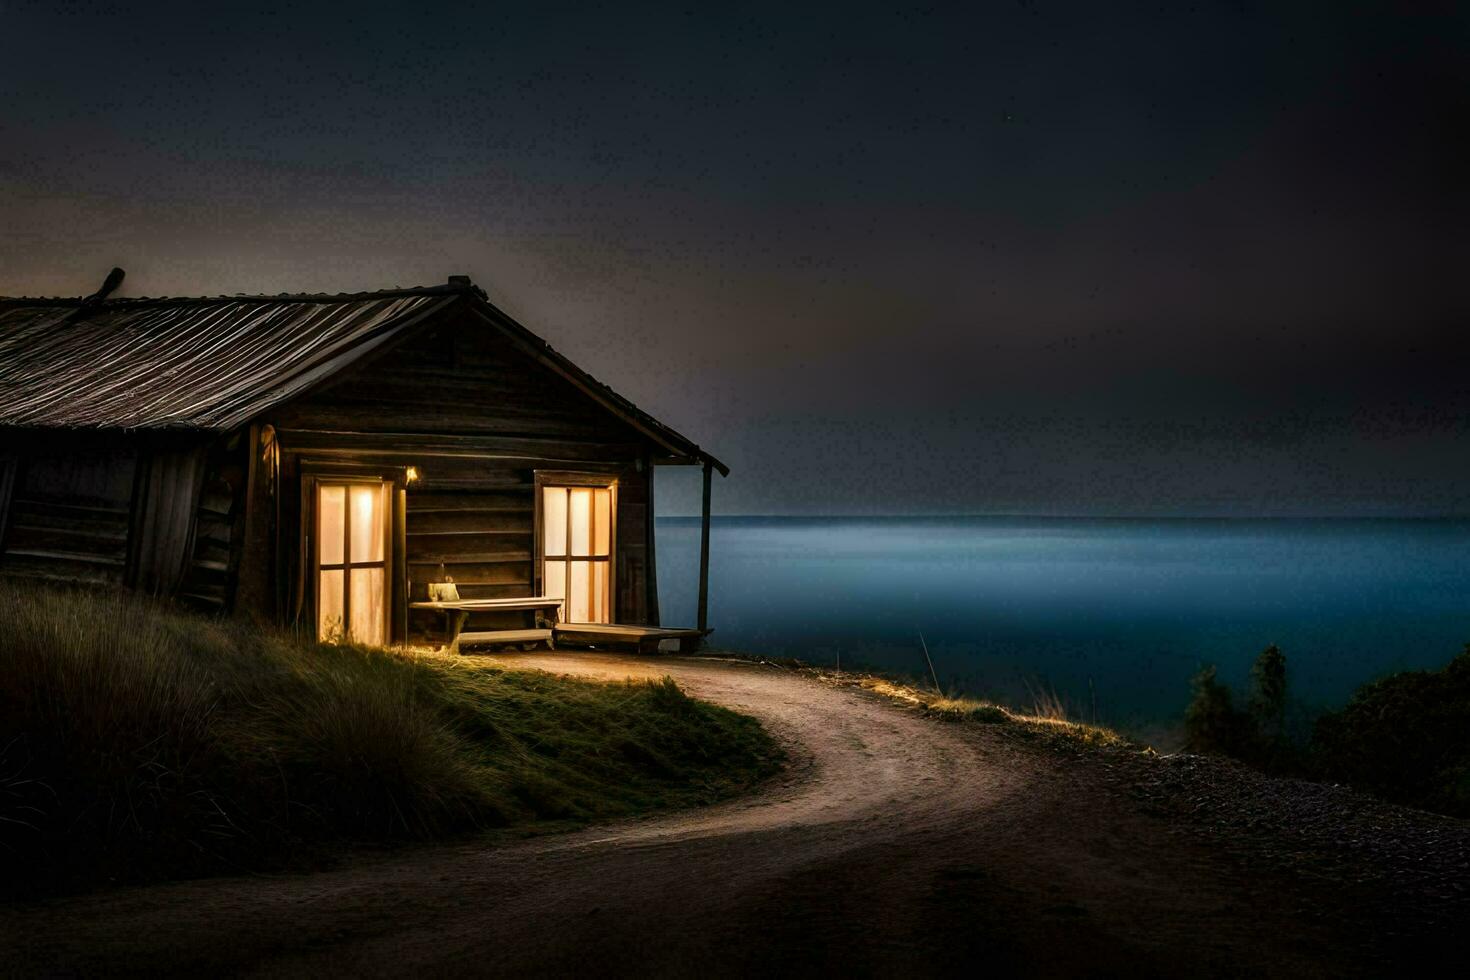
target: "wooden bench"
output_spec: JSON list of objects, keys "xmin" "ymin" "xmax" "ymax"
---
[
  {"xmin": 457, "ymin": 628, "xmax": 554, "ymax": 650},
  {"xmin": 410, "ymin": 586, "xmax": 562, "ymax": 653},
  {"xmin": 553, "ymin": 623, "xmax": 709, "ymax": 655}
]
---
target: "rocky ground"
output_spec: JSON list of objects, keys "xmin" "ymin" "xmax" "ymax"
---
[{"xmin": 1117, "ymin": 749, "xmax": 1470, "ymax": 958}]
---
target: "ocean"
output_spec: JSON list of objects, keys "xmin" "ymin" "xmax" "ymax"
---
[{"xmin": 654, "ymin": 517, "xmax": 1470, "ymax": 736}]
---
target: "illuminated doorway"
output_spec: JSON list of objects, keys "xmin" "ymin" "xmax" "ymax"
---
[
  {"xmin": 315, "ymin": 480, "xmax": 390, "ymax": 644},
  {"xmin": 540, "ymin": 481, "xmax": 615, "ymax": 623}
]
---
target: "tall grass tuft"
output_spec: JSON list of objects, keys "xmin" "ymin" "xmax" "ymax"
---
[
  {"xmin": 0, "ymin": 583, "xmax": 781, "ymax": 893},
  {"xmin": 1024, "ymin": 679, "xmax": 1070, "ymax": 722},
  {"xmin": 0, "ymin": 587, "xmax": 228, "ymax": 881}
]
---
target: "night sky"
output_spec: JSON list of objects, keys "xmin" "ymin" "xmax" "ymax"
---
[{"xmin": 3, "ymin": 2, "xmax": 1466, "ymax": 515}]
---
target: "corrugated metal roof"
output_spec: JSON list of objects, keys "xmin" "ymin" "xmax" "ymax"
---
[
  {"xmin": 0, "ymin": 279, "xmax": 727, "ymax": 474},
  {"xmin": 0, "ymin": 287, "xmax": 462, "ymax": 430}
]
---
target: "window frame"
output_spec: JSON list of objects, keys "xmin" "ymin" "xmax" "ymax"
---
[
  {"xmin": 301, "ymin": 463, "xmax": 407, "ymax": 645},
  {"xmin": 534, "ymin": 470, "xmax": 618, "ymax": 624}
]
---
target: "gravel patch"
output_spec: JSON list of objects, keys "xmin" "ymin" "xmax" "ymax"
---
[{"xmin": 1114, "ymin": 751, "xmax": 1470, "ymax": 938}]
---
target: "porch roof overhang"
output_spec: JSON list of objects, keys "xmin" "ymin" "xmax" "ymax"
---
[{"xmin": 460, "ymin": 296, "xmax": 728, "ymax": 477}]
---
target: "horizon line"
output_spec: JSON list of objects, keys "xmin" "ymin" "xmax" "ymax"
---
[{"xmin": 654, "ymin": 512, "xmax": 1470, "ymax": 521}]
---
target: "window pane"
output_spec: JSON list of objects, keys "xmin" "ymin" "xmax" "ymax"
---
[
  {"xmin": 569, "ymin": 561, "xmax": 590, "ymax": 622},
  {"xmin": 543, "ymin": 560, "xmax": 565, "ymax": 598},
  {"xmin": 543, "ymin": 560, "xmax": 565, "ymax": 619},
  {"xmin": 350, "ymin": 485, "xmax": 383, "ymax": 562},
  {"xmin": 593, "ymin": 561, "xmax": 608, "ymax": 623},
  {"xmin": 593, "ymin": 488, "xmax": 611, "ymax": 556},
  {"xmin": 318, "ymin": 485, "xmax": 345, "ymax": 566},
  {"xmin": 318, "ymin": 569, "xmax": 344, "ymax": 641},
  {"xmin": 569, "ymin": 488, "xmax": 592, "ymax": 557},
  {"xmin": 350, "ymin": 567, "xmax": 385, "ymax": 645},
  {"xmin": 542, "ymin": 487, "xmax": 566, "ymax": 556}
]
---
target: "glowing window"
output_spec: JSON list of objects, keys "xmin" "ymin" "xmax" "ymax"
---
[
  {"xmin": 541, "ymin": 484, "xmax": 613, "ymax": 624},
  {"xmin": 317, "ymin": 480, "xmax": 389, "ymax": 644}
]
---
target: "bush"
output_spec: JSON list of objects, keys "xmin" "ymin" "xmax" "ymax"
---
[
  {"xmin": 1310, "ymin": 646, "xmax": 1470, "ymax": 817},
  {"xmin": 0, "ymin": 583, "xmax": 782, "ymax": 893},
  {"xmin": 1183, "ymin": 647, "xmax": 1299, "ymax": 771},
  {"xmin": 1183, "ymin": 640, "xmax": 1470, "ymax": 818},
  {"xmin": 1184, "ymin": 665, "xmax": 1248, "ymax": 756},
  {"xmin": 1249, "ymin": 645, "xmax": 1287, "ymax": 740}
]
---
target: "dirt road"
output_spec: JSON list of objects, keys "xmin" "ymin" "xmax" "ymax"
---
[{"xmin": 0, "ymin": 653, "xmax": 1433, "ymax": 976}]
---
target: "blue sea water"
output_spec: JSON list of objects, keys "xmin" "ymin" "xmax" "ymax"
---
[{"xmin": 655, "ymin": 517, "xmax": 1470, "ymax": 735}]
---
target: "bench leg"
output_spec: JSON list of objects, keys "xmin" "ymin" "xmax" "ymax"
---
[{"xmin": 446, "ymin": 610, "xmax": 470, "ymax": 655}]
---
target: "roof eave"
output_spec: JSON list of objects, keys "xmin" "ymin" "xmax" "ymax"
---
[{"xmin": 462, "ymin": 297, "xmax": 729, "ymax": 477}]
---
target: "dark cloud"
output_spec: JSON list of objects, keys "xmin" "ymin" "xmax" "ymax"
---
[{"xmin": 3, "ymin": 1, "xmax": 1466, "ymax": 514}]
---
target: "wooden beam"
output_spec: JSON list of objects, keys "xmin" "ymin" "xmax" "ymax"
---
[
  {"xmin": 644, "ymin": 455, "xmax": 660, "ymax": 627},
  {"xmin": 393, "ymin": 487, "xmax": 408, "ymax": 644},
  {"xmin": 274, "ymin": 428, "xmax": 643, "ymax": 463},
  {"xmin": 405, "ymin": 491, "xmax": 531, "ymax": 513},
  {"xmin": 0, "ymin": 454, "xmax": 17, "ymax": 550},
  {"xmin": 696, "ymin": 459, "xmax": 712, "ymax": 635},
  {"xmin": 228, "ymin": 426, "xmax": 259, "ymax": 615}
]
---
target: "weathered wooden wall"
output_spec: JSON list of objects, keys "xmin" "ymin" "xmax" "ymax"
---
[
  {"xmin": 174, "ymin": 435, "xmax": 249, "ymax": 611},
  {"xmin": 0, "ymin": 432, "xmax": 248, "ymax": 604},
  {"xmin": 616, "ymin": 469, "xmax": 651, "ymax": 624},
  {"xmin": 0, "ymin": 439, "xmax": 137, "ymax": 588},
  {"xmin": 266, "ymin": 308, "xmax": 659, "ymax": 639}
]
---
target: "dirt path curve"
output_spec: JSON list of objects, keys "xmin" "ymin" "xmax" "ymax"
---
[{"xmin": 1, "ymin": 654, "xmax": 1363, "ymax": 977}]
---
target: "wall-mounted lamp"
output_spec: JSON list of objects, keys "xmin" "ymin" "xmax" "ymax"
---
[{"xmin": 405, "ymin": 466, "xmax": 420, "ymax": 484}]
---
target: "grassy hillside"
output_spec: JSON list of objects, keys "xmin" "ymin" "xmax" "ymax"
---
[{"xmin": 0, "ymin": 584, "xmax": 782, "ymax": 894}]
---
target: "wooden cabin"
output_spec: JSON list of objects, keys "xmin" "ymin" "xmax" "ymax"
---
[{"xmin": 0, "ymin": 274, "xmax": 726, "ymax": 652}]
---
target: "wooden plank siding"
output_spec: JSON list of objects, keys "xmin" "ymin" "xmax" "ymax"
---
[
  {"xmin": 0, "ymin": 446, "xmax": 138, "ymax": 588},
  {"xmin": 616, "ymin": 470, "xmax": 651, "ymax": 626},
  {"xmin": 268, "ymin": 311, "xmax": 660, "ymax": 642},
  {"xmin": 174, "ymin": 435, "xmax": 250, "ymax": 612},
  {"xmin": 0, "ymin": 434, "xmax": 248, "ymax": 604}
]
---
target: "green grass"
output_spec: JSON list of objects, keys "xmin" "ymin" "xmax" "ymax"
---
[{"xmin": 0, "ymin": 583, "xmax": 783, "ymax": 894}]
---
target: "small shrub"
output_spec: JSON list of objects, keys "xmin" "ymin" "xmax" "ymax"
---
[
  {"xmin": 1249, "ymin": 645, "xmax": 1287, "ymax": 739},
  {"xmin": 1182, "ymin": 648, "xmax": 1302, "ymax": 772},
  {"xmin": 1247, "ymin": 645, "xmax": 1297, "ymax": 769},
  {"xmin": 1184, "ymin": 665, "xmax": 1249, "ymax": 757}
]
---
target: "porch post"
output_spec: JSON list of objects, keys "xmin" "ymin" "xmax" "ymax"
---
[
  {"xmin": 696, "ymin": 459, "xmax": 713, "ymax": 634},
  {"xmin": 644, "ymin": 454, "xmax": 660, "ymax": 627},
  {"xmin": 393, "ymin": 486, "xmax": 408, "ymax": 644}
]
